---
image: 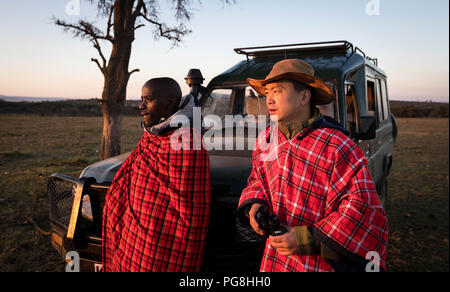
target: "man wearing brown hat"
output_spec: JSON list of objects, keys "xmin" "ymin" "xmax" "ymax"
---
[{"xmin": 238, "ymin": 59, "xmax": 388, "ymax": 272}]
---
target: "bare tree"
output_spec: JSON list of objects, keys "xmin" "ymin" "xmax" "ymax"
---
[{"xmin": 55, "ymin": 0, "xmax": 232, "ymax": 159}]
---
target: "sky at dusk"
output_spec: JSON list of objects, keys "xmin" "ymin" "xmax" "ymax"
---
[{"xmin": 0, "ymin": 0, "xmax": 448, "ymax": 102}]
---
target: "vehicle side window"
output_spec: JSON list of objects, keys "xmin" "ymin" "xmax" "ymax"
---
[
  {"xmin": 368, "ymin": 80, "xmax": 383, "ymax": 128},
  {"xmin": 367, "ymin": 80, "xmax": 376, "ymax": 115},
  {"xmin": 345, "ymin": 84, "xmax": 358, "ymax": 136},
  {"xmin": 380, "ymin": 79, "xmax": 390, "ymax": 121},
  {"xmin": 376, "ymin": 79, "xmax": 385, "ymax": 123}
]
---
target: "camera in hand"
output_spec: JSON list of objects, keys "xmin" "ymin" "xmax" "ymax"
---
[{"xmin": 255, "ymin": 205, "xmax": 287, "ymax": 236}]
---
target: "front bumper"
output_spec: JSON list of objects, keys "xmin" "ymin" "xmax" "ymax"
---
[
  {"xmin": 50, "ymin": 223, "xmax": 103, "ymax": 272},
  {"xmin": 48, "ymin": 173, "xmax": 107, "ymax": 272},
  {"xmin": 48, "ymin": 173, "xmax": 265, "ymax": 272}
]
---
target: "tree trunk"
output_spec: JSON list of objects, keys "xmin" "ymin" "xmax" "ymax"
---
[
  {"xmin": 100, "ymin": 101, "xmax": 123, "ymax": 160},
  {"xmin": 99, "ymin": 1, "xmax": 135, "ymax": 160},
  {"xmin": 99, "ymin": 40, "xmax": 132, "ymax": 160}
]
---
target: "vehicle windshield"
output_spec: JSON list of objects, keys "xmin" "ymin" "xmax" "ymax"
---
[
  {"xmin": 202, "ymin": 79, "xmax": 340, "ymax": 130},
  {"xmin": 202, "ymin": 89, "xmax": 233, "ymax": 118},
  {"xmin": 202, "ymin": 86, "xmax": 269, "ymax": 152},
  {"xmin": 202, "ymin": 86, "xmax": 269, "ymax": 121}
]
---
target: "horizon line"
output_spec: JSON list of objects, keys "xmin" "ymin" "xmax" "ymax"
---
[{"xmin": 1, "ymin": 94, "xmax": 449, "ymax": 104}]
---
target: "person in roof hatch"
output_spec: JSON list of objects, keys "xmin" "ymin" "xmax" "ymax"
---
[
  {"xmin": 102, "ymin": 77, "xmax": 211, "ymax": 272},
  {"xmin": 237, "ymin": 59, "xmax": 388, "ymax": 272}
]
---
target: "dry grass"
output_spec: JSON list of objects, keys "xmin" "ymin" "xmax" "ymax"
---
[
  {"xmin": 0, "ymin": 115, "xmax": 143, "ymax": 272},
  {"xmin": 0, "ymin": 115, "xmax": 448, "ymax": 271},
  {"xmin": 386, "ymin": 118, "xmax": 449, "ymax": 272}
]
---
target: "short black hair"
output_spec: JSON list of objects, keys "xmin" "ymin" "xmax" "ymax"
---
[
  {"xmin": 143, "ymin": 77, "xmax": 182, "ymax": 113},
  {"xmin": 280, "ymin": 79, "xmax": 316, "ymax": 108}
]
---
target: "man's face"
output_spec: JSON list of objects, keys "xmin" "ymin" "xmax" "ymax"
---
[
  {"xmin": 264, "ymin": 81, "xmax": 306, "ymax": 123},
  {"xmin": 139, "ymin": 86, "xmax": 170, "ymax": 127}
]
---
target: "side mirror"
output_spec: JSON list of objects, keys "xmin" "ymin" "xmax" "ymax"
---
[{"xmin": 356, "ymin": 116, "xmax": 376, "ymax": 140}]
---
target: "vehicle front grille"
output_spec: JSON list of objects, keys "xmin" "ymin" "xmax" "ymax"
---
[{"xmin": 48, "ymin": 177, "xmax": 77, "ymax": 228}]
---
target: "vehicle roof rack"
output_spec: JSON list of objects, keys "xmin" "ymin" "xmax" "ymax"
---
[
  {"xmin": 354, "ymin": 46, "xmax": 378, "ymax": 66},
  {"xmin": 234, "ymin": 41, "xmax": 378, "ymax": 66}
]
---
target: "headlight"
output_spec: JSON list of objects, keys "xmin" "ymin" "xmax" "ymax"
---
[{"xmin": 81, "ymin": 195, "xmax": 93, "ymax": 221}]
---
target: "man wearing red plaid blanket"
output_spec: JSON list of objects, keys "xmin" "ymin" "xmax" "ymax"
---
[
  {"xmin": 238, "ymin": 59, "xmax": 388, "ymax": 272},
  {"xmin": 102, "ymin": 78, "xmax": 211, "ymax": 272}
]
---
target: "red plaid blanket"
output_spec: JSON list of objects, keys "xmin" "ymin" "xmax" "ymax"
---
[
  {"xmin": 102, "ymin": 128, "xmax": 210, "ymax": 272},
  {"xmin": 238, "ymin": 124, "xmax": 388, "ymax": 272}
]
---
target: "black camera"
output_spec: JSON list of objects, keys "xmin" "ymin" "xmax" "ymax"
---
[{"xmin": 254, "ymin": 205, "xmax": 287, "ymax": 236}]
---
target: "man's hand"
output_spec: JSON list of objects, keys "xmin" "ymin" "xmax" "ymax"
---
[
  {"xmin": 248, "ymin": 203, "xmax": 265, "ymax": 236},
  {"xmin": 269, "ymin": 227, "xmax": 299, "ymax": 256}
]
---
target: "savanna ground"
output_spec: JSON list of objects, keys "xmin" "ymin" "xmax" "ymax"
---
[{"xmin": 0, "ymin": 115, "xmax": 448, "ymax": 272}]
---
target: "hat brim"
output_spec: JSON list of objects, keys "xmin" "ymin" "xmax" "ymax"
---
[{"xmin": 247, "ymin": 72, "xmax": 334, "ymax": 105}]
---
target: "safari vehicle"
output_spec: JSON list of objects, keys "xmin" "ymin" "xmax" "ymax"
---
[{"xmin": 48, "ymin": 41, "xmax": 397, "ymax": 272}]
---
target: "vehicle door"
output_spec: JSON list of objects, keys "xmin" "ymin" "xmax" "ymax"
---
[
  {"xmin": 374, "ymin": 77, "xmax": 394, "ymax": 186},
  {"xmin": 366, "ymin": 75, "xmax": 392, "ymax": 190}
]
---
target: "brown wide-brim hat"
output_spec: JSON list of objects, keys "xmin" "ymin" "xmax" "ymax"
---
[{"xmin": 247, "ymin": 59, "xmax": 334, "ymax": 105}]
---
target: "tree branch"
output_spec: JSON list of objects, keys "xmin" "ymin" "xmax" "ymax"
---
[
  {"xmin": 106, "ymin": 4, "xmax": 115, "ymax": 40},
  {"xmin": 91, "ymin": 58, "xmax": 106, "ymax": 75},
  {"xmin": 55, "ymin": 19, "xmax": 113, "ymax": 43},
  {"xmin": 129, "ymin": 68, "xmax": 140, "ymax": 76},
  {"xmin": 139, "ymin": 13, "xmax": 191, "ymax": 45},
  {"xmin": 55, "ymin": 17, "xmax": 111, "ymax": 74},
  {"xmin": 134, "ymin": 24, "xmax": 146, "ymax": 31},
  {"xmin": 132, "ymin": 0, "xmax": 146, "ymax": 21},
  {"xmin": 91, "ymin": 37, "xmax": 107, "ymax": 68},
  {"xmin": 173, "ymin": 0, "xmax": 193, "ymax": 22}
]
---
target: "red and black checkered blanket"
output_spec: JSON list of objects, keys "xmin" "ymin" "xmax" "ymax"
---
[
  {"xmin": 238, "ymin": 122, "xmax": 388, "ymax": 272},
  {"xmin": 102, "ymin": 128, "xmax": 211, "ymax": 272}
]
